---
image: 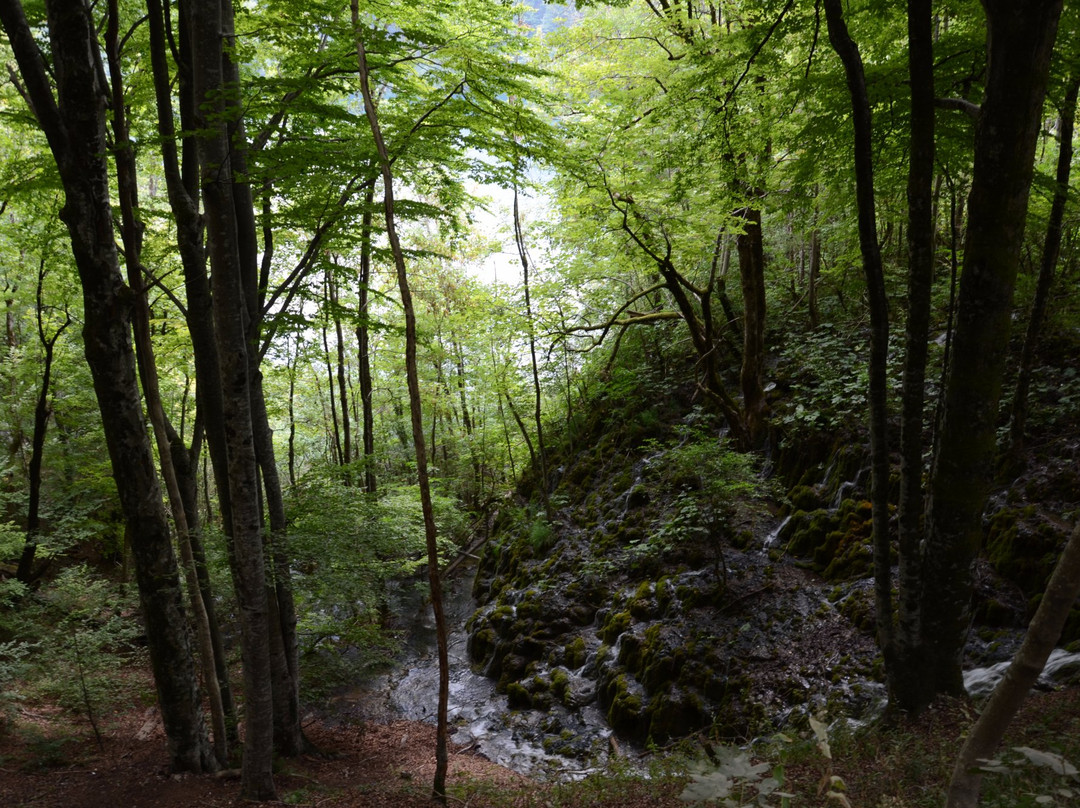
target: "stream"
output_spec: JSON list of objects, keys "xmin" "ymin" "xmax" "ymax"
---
[
  {"xmin": 335, "ymin": 565, "xmax": 617, "ymax": 779},
  {"xmin": 334, "ymin": 549, "xmax": 1080, "ymax": 780}
]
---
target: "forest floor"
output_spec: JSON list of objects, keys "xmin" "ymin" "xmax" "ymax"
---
[{"xmin": 1, "ymin": 673, "xmax": 1078, "ymax": 808}]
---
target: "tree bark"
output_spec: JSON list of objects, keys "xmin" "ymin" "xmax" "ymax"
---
[
  {"xmin": 917, "ymin": 0, "xmax": 1062, "ymax": 710},
  {"xmin": 0, "ymin": 0, "xmax": 216, "ymax": 773},
  {"xmin": 890, "ymin": 0, "xmax": 936, "ymax": 711},
  {"xmin": 357, "ymin": 186, "xmax": 377, "ymax": 493},
  {"xmin": 17, "ymin": 260, "xmax": 69, "ymax": 584},
  {"xmin": 1007, "ymin": 74, "xmax": 1079, "ymax": 462},
  {"xmin": 514, "ymin": 183, "xmax": 550, "ymax": 511},
  {"xmin": 105, "ymin": 0, "xmax": 227, "ymax": 761},
  {"xmin": 189, "ymin": 0, "xmax": 276, "ymax": 795},
  {"xmin": 823, "ymin": 0, "xmax": 893, "ymax": 667},
  {"xmin": 947, "ymin": 518, "xmax": 1080, "ymax": 807},
  {"xmin": 353, "ymin": 11, "xmax": 450, "ymax": 800},
  {"xmin": 735, "ymin": 205, "xmax": 767, "ymax": 446}
]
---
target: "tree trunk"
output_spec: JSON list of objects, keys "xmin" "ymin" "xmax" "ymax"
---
[
  {"xmin": 17, "ymin": 261, "xmax": 69, "ymax": 584},
  {"xmin": 0, "ymin": 0, "xmax": 216, "ymax": 773},
  {"xmin": 332, "ymin": 271, "xmax": 352, "ymax": 472},
  {"xmin": 1007, "ymin": 74, "xmax": 1079, "ymax": 462},
  {"xmin": 735, "ymin": 205, "xmax": 767, "ymax": 446},
  {"xmin": 889, "ymin": 0, "xmax": 936, "ymax": 710},
  {"xmin": 916, "ymin": 0, "xmax": 1062, "ymax": 710},
  {"xmin": 190, "ymin": 0, "xmax": 276, "ymax": 796},
  {"xmin": 105, "ymin": 0, "xmax": 227, "ymax": 761},
  {"xmin": 514, "ymin": 183, "xmax": 550, "ymax": 511},
  {"xmin": 947, "ymin": 518, "xmax": 1080, "ymax": 807},
  {"xmin": 357, "ymin": 187, "xmax": 378, "ymax": 493},
  {"xmin": 353, "ymin": 12, "xmax": 450, "ymax": 800},
  {"xmin": 807, "ymin": 229, "xmax": 821, "ymax": 329},
  {"xmin": 823, "ymin": 0, "xmax": 893, "ymax": 667}
]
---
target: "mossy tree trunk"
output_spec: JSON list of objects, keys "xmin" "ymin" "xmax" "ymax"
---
[{"xmin": 914, "ymin": 0, "xmax": 1062, "ymax": 711}]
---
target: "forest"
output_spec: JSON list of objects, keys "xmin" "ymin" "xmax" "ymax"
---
[{"xmin": 0, "ymin": 0, "xmax": 1078, "ymax": 806}]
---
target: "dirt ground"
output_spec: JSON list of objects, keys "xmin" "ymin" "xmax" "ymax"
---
[{"xmin": 0, "ymin": 705, "xmax": 546, "ymax": 808}]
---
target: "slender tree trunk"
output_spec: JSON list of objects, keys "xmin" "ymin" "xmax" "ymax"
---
[
  {"xmin": 323, "ymin": 316, "xmax": 342, "ymax": 465},
  {"xmin": 0, "ymin": 0, "xmax": 216, "ymax": 773},
  {"xmin": 331, "ymin": 271, "xmax": 352, "ymax": 472},
  {"xmin": 947, "ymin": 518, "xmax": 1080, "ymax": 807},
  {"xmin": 808, "ymin": 228, "xmax": 821, "ymax": 329},
  {"xmin": 823, "ymin": 0, "xmax": 893, "ymax": 666},
  {"xmin": 890, "ymin": 0, "xmax": 936, "ymax": 710},
  {"xmin": 357, "ymin": 184, "xmax": 377, "ymax": 493},
  {"xmin": 17, "ymin": 261, "xmax": 69, "ymax": 584},
  {"xmin": 513, "ymin": 183, "xmax": 550, "ymax": 512},
  {"xmin": 353, "ymin": 12, "xmax": 450, "ymax": 800},
  {"xmin": 735, "ymin": 205, "xmax": 767, "ymax": 446},
  {"xmin": 917, "ymin": 0, "xmax": 1062, "ymax": 710},
  {"xmin": 1008, "ymin": 74, "xmax": 1079, "ymax": 462},
  {"xmin": 288, "ymin": 339, "xmax": 298, "ymax": 487}
]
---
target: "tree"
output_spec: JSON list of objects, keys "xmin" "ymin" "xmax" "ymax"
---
[
  {"xmin": 915, "ymin": 0, "xmax": 1063, "ymax": 708},
  {"xmin": 353, "ymin": 8, "xmax": 451, "ymax": 799},
  {"xmin": 0, "ymin": 0, "xmax": 216, "ymax": 772}
]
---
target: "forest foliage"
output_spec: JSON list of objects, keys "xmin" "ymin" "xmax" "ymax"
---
[{"xmin": 0, "ymin": 0, "xmax": 1078, "ymax": 803}]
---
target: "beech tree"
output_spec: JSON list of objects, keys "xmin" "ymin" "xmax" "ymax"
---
[{"xmin": 0, "ymin": 0, "xmax": 216, "ymax": 772}]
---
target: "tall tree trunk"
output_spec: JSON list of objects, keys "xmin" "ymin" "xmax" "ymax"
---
[
  {"xmin": 0, "ymin": 0, "xmax": 216, "ymax": 773},
  {"xmin": 322, "ymin": 315, "xmax": 343, "ymax": 465},
  {"xmin": 190, "ymin": 0, "xmax": 276, "ymax": 795},
  {"xmin": 916, "ymin": 0, "xmax": 1062, "ymax": 710},
  {"xmin": 353, "ymin": 12, "xmax": 450, "ymax": 800},
  {"xmin": 1007, "ymin": 74, "xmax": 1079, "ymax": 462},
  {"xmin": 823, "ymin": 0, "xmax": 893, "ymax": 669},
  {"xmin": 890, "ymin": 0, "xmax": 936, "ymax": 710},
  {"xmin": 105, "ymin": 0, "xmax": 227, "ymax": 761},
  {"xmin": 513, "ymin": 183, "xmax": 550, "ymax": 512},
  {"xmin": 735, "ymin": 205, "xmax": 767, "ymax": 446},
  {"xmin": 807, "ymin": 228, "xmax": 821, "ymax": 329},
  {"xmin": 331, "ymin": 270, "xmax": 352, "ymax": 472}
]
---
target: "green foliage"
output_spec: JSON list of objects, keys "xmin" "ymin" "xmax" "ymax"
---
[
  {"xmin": 774, "ymin": 324, "xmax": 872, "ymax": 433},
  {"xmin": 33, "ymin": 567, "xmax": 143, "ymax": 717},
  {"xmin": 679, "ymin": 745, "xmax": 790, "ymax": 806},
  {"xmin": 0, "ymin": 638, "xmax": 34, "ymax": 729},
  {"xmin": 630, "ymin": 424, "xmax": 764, "ymax": 563},
  {"xmin": 286, "ymin": 469, "xmax": 468, "ymax": 701},
  {"xmin": 978, "ymin": 746, "xmax": 1080, "ymax": 808}
]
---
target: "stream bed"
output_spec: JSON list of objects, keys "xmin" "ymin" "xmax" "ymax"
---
[{"xmin": 334, "ymin": 566, "xmax": 617, "ymax": 778}]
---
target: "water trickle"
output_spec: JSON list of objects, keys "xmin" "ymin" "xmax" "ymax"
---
[{"xmin": 963, "ymin": 648, "xmax": 1080, "ymax": 699}]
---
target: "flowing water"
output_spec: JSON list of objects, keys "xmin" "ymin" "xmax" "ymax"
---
[{"xmin": 335, "ymin": 566, "xmax": 616, "ymax": 778}]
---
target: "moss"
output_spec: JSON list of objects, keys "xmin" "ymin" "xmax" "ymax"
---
[
  {"xmin": 506, "ymin": 681, "xmax": 532, "ymax": 709},
  {"xmin": 655, "ymin": 577, "xmax": 672, "ymax": 612},
  {"xmin": 600, "ymin": 610, "xmax": 631, "ymax": 644},
  {"xmin": 618, "ymin": 632, "xmax": 642, "ymax": 671},
  {"xmin": 604, "ymin": 675, "xmax": 644, "ymax": 737},
  {"xmin": 788, "ymin": 484, "xmax": 822, "ymax": 512},
  {"xmin": 551, "ymin": 667, "xmax": 571, "ymax": 704},
  {"xmin": 564, "ymin": 636, "xmax": 587, "ymax": 669}
]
